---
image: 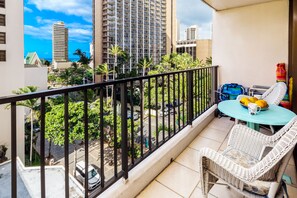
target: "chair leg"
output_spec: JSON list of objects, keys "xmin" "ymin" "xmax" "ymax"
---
[{"xmin": 270, "ymin": 125, "xmax": 275, "ymax": 134}]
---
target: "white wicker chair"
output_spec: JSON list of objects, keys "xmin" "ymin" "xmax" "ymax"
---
[
  {"xmin": 237, "ymin": 82, "xmax": 287, "ymax": 105},
  {"xmin": 236, "ymin": 82, "xmax": 287, "ymax": 133},
  {"xmin": 199, "ymin": 116, "xmax": 297, "ymax": 198}
]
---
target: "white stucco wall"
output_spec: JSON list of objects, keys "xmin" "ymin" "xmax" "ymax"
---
[
  {"xmin": 212, "ymin": 0, "xmax": 289, "ymax": 88},
  {"xmin": 0, "ymin": 0, "xmax": 25, "ymax": 161},
  {"xmin": 25, "ymin": 67, "xmax": 48, "ymax": 91}
]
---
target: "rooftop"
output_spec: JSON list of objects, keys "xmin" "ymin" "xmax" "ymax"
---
[{"xmin": 0, "ymin": 159, "xmax": 84, "ymax": 197}]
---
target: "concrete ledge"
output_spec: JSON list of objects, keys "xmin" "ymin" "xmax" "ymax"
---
[{"xmin": 98, "ymin": 105, "xmax": 217, "ymax": 198}]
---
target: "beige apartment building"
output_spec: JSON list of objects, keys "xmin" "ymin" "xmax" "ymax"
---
[
  {"xmin": 176, "ymin": 39, "xmax": 212, "ymax": 62},
  {"xmin": 0, "ymin": 0, "xmax": 25, "ymax": 161},
  {"xmin": 94, "ymin": 0, "xmax": 177, "ymax": 72},
  {"xmin": 186, "ymin": 25, "xmax": 199, "ymax": 40},
  {"xmin": 52, "ymin": 21, "xmax": 68, "ymax": 63}
]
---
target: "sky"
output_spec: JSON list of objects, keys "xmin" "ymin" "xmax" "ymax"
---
[
  {"xmin": 177, "ymin": 0, "xmax": 213, "ymax": 40},
  {"xmin": 24, "ymin": 0, "xmax": 213, "ymax": 59},
  {"xmin": 24, "ymin": 0, "xmax": 93, "ymax": 59}
]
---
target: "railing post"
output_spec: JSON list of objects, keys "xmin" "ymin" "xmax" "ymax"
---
[
  {"xmin": 214, "ymin": 66, "xmax": 218, "ymax": 104},
  {"xmin": 64, "ymin": 93, "xmax": 69, "ymax": 198},
  {"xmin": 40, "ymin": 97, "xmax": 46, "ymax": 198},
  {"xmin": 11, "ymin": 102, "xmax": 17, "ymax": 198},
  {"xmin": 120, "ymin": 82, "xmax": 128, "ymax": 180},
  {"xmin": 187, "ymin": 70, "xmax": 194, "ymax": 125}
]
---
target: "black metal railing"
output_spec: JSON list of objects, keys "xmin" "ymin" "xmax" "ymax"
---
[{"xmin": 0, "ymin": 66, "xmax": 218, "ymax": 198}]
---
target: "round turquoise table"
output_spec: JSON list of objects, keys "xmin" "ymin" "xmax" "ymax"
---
[{"xmin": 218, "ymin": 100, "xmax": 296, "ymax": 131}]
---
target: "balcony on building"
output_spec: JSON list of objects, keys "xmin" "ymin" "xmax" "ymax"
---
[{"xmin": 1, "ymin": 0, "xmax": 297, "ymax": 198}]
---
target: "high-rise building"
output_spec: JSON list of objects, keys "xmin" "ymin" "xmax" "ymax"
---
[
  {"xmin": 186, "ymin": 25, "xmax": 198, "ymax": 40},
  {"xmin": 94, "ymin": 0, "xmax": 176, "ymax": 73},
  {"xmin": 52, "ymin": 21, "xmax": 68, "ymax": 63},
  {"xmin": 0, "ymin": 0, "xmax": 25, "ymax": 161},
  {"xmin": 176, "ymin": 19, "xmax": 180, "ymax": 41}
]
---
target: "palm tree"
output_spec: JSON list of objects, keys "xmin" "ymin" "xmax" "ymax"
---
[
  {"xmin": 109, "ymin": 45, "xmax": 124, "ymax": 99},
  {"xmin": 138, "ymin": 57, "xmax": 153, "ymax": 116},
  {"xmin": 95, "ymin": 63, "xmax": 113, "ymax": 99},
  {"xmin": 12, "ymin": 86, "xmax": 39, "ymax": 163},
  {"xmin": 73, "ymin": 49, "xmax": 91, "ymax": 65},
  {"xmin": 206, "ymin": 56, "xmax": 212, "ymax": 66},
  {"xmin": 138, "ymin": 57, "xmax": 153, "ymax": 77},
  {"xmin": 109, "ymin": 45, "xmax": 124, "ymax": 80}
]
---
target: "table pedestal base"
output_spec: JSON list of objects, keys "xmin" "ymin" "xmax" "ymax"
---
[{"xmin": 247, "ymin": 122, "xmax": 260, "ymax": 131}]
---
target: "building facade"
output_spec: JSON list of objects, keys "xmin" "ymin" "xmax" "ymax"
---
[
  {"xmin": 0, "ymin": 0, "xmax": 25, "ymax": 161},
  {"xmin": 52, "ymin": 21, "xmax": 68, "ymax": 63},
  {"xmin": 94, "ymin": 0, "xmax": 176, "ymax": 73},
  {"xmin": 176, "ymin": 39, "xmax": 212, "ymax": 62},
  {"xmin": 186, "ymin": 25, "xmax": 198, "ymax": 40}
]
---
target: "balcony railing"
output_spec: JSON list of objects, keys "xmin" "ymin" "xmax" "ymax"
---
[{"xmin": 0, "ymin": 66, "xmax": 218, "ymax": 198}]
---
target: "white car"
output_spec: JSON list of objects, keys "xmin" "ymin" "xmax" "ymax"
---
[
  {"xmin": 127, "ymin": 110, "xmax": 139, "ymax": 120},
  {"xmin": 75, "ymin": 161, "xmax": 101, "ymax": 191}
]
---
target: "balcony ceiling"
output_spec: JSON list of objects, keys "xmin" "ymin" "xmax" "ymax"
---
[{"xmin": 201, "ymin": 0, "xmax": 280, "ymax": 11}]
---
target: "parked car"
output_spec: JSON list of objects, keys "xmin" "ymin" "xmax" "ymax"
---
[
  {"xmin": 127, "ymin": 110, "xmax": 139, "ymax": 120},
  {"xmin": 75, "ymin": 161, "xmax": 101, "ymax": 191},
  {"xmin": 159, "ymin": 108, "xmax": 169, "ymax": 116}
]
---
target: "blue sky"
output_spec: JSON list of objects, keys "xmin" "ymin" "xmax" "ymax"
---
[
  {"xmin": 24, "ymin": 0, "xmax": 212, "ymax": 59},
  {"xmin": 24, "ymin": 0, "xmax": 92, "ymax": 59}
]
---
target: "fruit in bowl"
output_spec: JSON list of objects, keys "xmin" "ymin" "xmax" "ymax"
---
[
  {"xmin": 249, "ymin": 97, "xmax": 258, "ymax": 103},
  {"xmin": 255, "ymin": 100, "xmax": 268, "ymax": 108},
  {"xmin": 239, "ymin": 97, "xmax": 269, "ymax": 110},
  {"xmin": 240, "ymin": 97, "xmax": 251, "ymax": 106}
]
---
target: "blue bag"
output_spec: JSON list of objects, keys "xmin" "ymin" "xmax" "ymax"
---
[{"xmin": 219, "ymin": 83, "xmax": 245, "ymax": 101}]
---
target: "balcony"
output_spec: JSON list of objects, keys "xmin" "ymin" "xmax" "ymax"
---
[
  {"xmin": 0, "ymin": 67, "xmax": 218, "ymax": 197},
  {"xmin": 137, "ymin": 117, "xmax": 297, "ymax": 198}
]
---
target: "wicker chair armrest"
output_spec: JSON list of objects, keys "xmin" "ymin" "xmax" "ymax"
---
[
  {"xmin": 199, "ymin": 147, "xmax": 251, "ymax": 183},
  {"xmin": 227, "ymin": 125, "xmax": 272, "ymax": 159}
]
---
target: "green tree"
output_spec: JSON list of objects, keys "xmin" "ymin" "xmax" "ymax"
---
[
  {"xmin": 109, "ymin": 45, "xmax": 124, "ymax": 80},
  {"xmin": 12, "ymin": 86, "xmax": 39, "ymax": 163},
  {"xmin": 73, "ymin": 49, "xmax": 91, "ymax": 65},
  {"xmin": 45, "ymin": 102, "xmax": 99, "ymax": 175},
  {"xmin": 43, "ymin": 60, "xmax": 51, "ymax": 66},
  {"xmin": 206, "ymin": 56, "xmax": 212, "ymax": 66},
  {"xmin": 95, "ymin": 63, "xmax": 113, "ymax": 99},
  {"xmin": 109, "ymin": 45, "xmax": 124, "ymax": 99},
  {"xmin": 138, "ymin": 57, "xmax": 153, "ymax": 76},
  {"xmin": 118, "ymin": 50, "xmax": 131, "ymax": 74}
]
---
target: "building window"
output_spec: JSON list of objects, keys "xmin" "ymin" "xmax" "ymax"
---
[
  {"xmin": 0, "ymin": 0, "xmax": 4, "ymax": 8},
  {"xmin": 0, "ymin": 32, "xmax": 5, "ymax": 44},
  {"xmin": 0, "ymin": 50, "xmax": 6, "ymax": 61},
  {"xmin": 0, "ymin": 14, "xmax": 5, "ymax": 26}
]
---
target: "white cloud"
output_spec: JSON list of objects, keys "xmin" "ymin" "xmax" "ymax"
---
[
  {"xmin": 25, "ymin": 17, "xmax": 92, "ymax": 42},
  {"xmin": 24, "ymin": 6, "xmax": 33, "ymax": 13},
  {"xmin": 177, "ymin": 0, "xmax": 213, "ymax": 40},
  {"xmin": 28, "ymin": 0, "xmax": 92, "ymax": 22}
]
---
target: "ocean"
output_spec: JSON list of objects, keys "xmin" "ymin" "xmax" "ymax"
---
[{"xmin": 42, "ymin": 58, "xmax": 80, "ymax": 63}]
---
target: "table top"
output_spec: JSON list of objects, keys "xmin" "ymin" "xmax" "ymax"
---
[{"xmin": 218, "ymin": 100, "xmax": 296, "ymax": 126}]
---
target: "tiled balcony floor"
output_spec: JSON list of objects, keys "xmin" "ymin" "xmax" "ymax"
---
[{"xmin": 137, "ymin": 117, "xmax": 297, "ymax": 198}]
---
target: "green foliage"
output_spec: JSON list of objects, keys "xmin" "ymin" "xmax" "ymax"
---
[
  {"xmin": 138, "ymin": 57, "xmax": 153, "ymax": 76},
  {"xmin": 206, "ymin": 56, "xmax": 212, "ymax": 66},
  {"xmin": 74, "ymin": 49, "xmax": 91, "ymax": 65},
  {"xmin": 45, "ymin": 102, "xmax": 99, "ymax": 147},
  {"xmin": 12, "ymin": 86, "xmax": 39, "ymax": 109},
  {"xmin": 54, "ymin": 64, "xmax": 93, "ymax": 86}
]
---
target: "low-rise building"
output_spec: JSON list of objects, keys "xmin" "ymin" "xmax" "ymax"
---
[
  {"xmin": 176, "ymin": 39, "xmax": 212, "ymax": 62},
  {"xmin": 24, "ymin": 52, "xmax": 43, "ymax": 67},
  {"xmin": 24, "ymin": 64, "xmax": 48, "ymax": 91},
  {"xmin": 0, "ymin": 159, "xmax": 84, "ymax": 197}
]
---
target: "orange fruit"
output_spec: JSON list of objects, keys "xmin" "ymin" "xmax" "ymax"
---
[
  {"xmin": 249, "ymin": 97, "xmax": 258, "ymax": 103},
  {"xmin": 255, "ymin": 100, "xmax": 268, "ymax": 108}
]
